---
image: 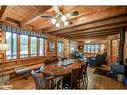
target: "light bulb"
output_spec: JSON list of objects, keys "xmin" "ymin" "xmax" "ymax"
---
[
  {"xmin": 56, "ymin": 23, "xmax": 60, "ymax": 27},
  {"xmin": 64, "ymin": 21, "xmax": 69, "ymax": 26},
  {"xmin": 51, "ymin": 18, "xmax": 57, "ymax": 24},
  {"xmin": 61, "ymin": 15, "xmax": 67, "ymax": 21}
]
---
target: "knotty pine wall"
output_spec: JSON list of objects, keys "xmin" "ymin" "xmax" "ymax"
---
[
  {"xmin": 124, "ymin": 32, "xmax": 127, "ymax": 64},
  {"xmin": 0, "ymin": 31, "xmax": 71, "ymax": 77},
  {"xmin": 107, "ymin": 34, "xmax": 119, "ymax": 65}
]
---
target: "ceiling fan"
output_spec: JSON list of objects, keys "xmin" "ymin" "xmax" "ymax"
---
[{"xmin": 41, "ymin": 6, "xmax": 79, "ymax": 27}]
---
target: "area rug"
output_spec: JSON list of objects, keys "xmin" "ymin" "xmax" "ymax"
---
[{"xmin": 93, "ymin": 68, "xmax": 111, "ymax": 77}]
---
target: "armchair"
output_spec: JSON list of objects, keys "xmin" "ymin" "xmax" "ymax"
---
[{"xmin": 87, "ymin": 54, "xmax": 106, "ymax": 67}]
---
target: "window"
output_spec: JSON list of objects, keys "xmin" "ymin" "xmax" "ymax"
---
[
  {"xmin": 20, "ymin": 35, "xmax": 28, "ymax": 58},
  {"xmin": 39, "ymin": 38, "xmax": 45, "ymax": 56},
  {"xmin": 6, "ymin": 32, "xmax": 17, "ymax": 59},
  {"xmin": 70, "ymin": 42, "xmax": 77, "ymax": 53},
  {"xmin": 58, "ymin": 41, "xmax": 64, "ymax": 57},
  {"xmin": 87, "ymin": 45, "xmax": 91, "ymax": 53},
  {"xmin": 91, "ymin": 45, "xmax": 95, "ymax": 53},
  {"xmin": 84, "ymin": 45, "xmax": 87, "ymax": 53},
  {"xmin": 95, "ymin": 45, "xmax": 100, "ymax": 53},
  {"xmin": 84, "ymin": 44, "xmax": 100, "ymax": 53},
  {"xmin": 31, "ymin": 37, "xmax": 37, "ymax": 56}
]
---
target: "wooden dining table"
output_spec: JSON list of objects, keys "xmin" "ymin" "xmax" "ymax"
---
[{"xmin": 43, "ymin": 59, "xmax": 85, "ymax": 76}]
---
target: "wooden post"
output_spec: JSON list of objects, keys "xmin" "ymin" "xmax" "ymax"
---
[
  {"xmin": 118, "ymin": 27, "xmax": 125, "ymax": 65},
  {"xmin": 28, "ymin": 36, "xmax": 31, "ymax": 57}
]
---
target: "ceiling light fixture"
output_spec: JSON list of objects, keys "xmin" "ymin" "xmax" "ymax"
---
[
  {"xmin": 51, "ymin": 18, "xmax": 57, "ymax": 24},
  {"xmin": 64, "ymin": 21, "xmax": 69, "ymax": 26},
  {"xmin": 51, "ymin": 15, "xmax": 69, "ymax": 27},
  {"xmin": 56, "ymin": 22, "xmax": 60, "ymax": 27},
  {"xmin": 61, "ymin": 15, "xmax": 67, "ymax": 21}
]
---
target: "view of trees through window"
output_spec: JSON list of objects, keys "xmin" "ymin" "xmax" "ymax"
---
[
  {"xmin": 58, "ymin": 41, "xmax": 64, "ymax": 57},
  {"xmin": 70, "ymin": 42, "xmax": 78, "ymax": 53},
  {"xmin": 20, "ymin": 35, "xmax": 28, "ymax": 58},
  {"xmin": 31, "ymin": 37, "xmax": 37, "ymax": 56},
  {"xmin": 39, "ymin": 38, "xmax": 45, "ymax": 56},
  {"xmin": 5, "ymin": 32, "xmax": 46, "ymax": 59},
  {"xmin": 84, "ymin": 44, "xmax": 100, "ymax": 53},
  {"xmin": 6, "ymin": 32, "xmax": 17, "ymax": 59}
]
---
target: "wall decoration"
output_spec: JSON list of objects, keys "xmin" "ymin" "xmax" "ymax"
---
[{"xmin": 49, "ymin": 40, "xmax": 55, "ymax": 51}]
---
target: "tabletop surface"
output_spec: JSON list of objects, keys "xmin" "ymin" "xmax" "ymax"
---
[{"xmin": 43, "ymin": 59, "xmax": 84, "ymax": 76}]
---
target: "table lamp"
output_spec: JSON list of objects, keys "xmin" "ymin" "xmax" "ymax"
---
[{"xmin": 0, "ymin": 43, "xmax": 9, "ymax": 89}]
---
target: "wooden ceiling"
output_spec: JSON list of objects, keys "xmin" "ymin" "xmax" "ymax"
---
[{"xmin": 0, "ymin": 6, "xmax": 127, "ymax": 39}]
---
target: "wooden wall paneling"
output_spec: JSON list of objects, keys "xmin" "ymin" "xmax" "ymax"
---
[
  {"xmin": 17, "ymin": 34, "xmax": 20, "ymax": 59},
  {"xmin": 1, "ymin": 31, "xmax": 6, "ymax": 59},
  {"xmin": 63, "ymin": 39, "xmax": 69, "ymax": 58},
  {"xmin": 0, "ymin": 29, "xmax": 2, "ymax": 60},
  {"xmin": 124, "ymin": 31, "xmax": 127, "ymax": 64}
]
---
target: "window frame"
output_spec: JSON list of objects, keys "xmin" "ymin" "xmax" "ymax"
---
[
  {"xmin": 6, "ymin": 32, "xmax": 17, "ymax": 59},
  {"xmin": 84, "ymin": 44, "xmax": 101, "ymax": 53},
  {"xmin": 20, "ymin": 34, "xmax": 29, "ymax": 58},
  {"xmin": 5, "ymin": 30, "xmax": 47, "ymax": 60},
  {"xmin": 30, "ymin": 36, "xmax": 37, "ymax": 57},
  {"xmin": 39, "ymin": 38, "xmax": 45, "ymax": 56}
]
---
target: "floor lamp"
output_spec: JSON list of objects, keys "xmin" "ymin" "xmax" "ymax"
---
[{"xmin": 0, "ymin": 43, "xmax": 9, "ymax": 89}]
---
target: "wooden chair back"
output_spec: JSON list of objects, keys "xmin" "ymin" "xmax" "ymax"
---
[
  {"xmin": 71, "ymin": 67, "xmax": 80, "ymax": 88},
  {"xmin": 77, "ymin": 62, "xmax": 88, "ymax": 79},
  {"xmin": 31, "ymin": 70, "xmax": 52, "ymax": 89}
]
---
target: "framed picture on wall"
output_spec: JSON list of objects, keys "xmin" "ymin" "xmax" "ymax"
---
[{"xmin": 49, "ymin": 40, "xmax": 55, "ymax": 51}]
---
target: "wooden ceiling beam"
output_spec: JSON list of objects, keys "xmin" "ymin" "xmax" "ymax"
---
[
  {"xmin": 75, "ymin": 36, "xmax": 107, "ymax": 39},
  {"xmin": 69, "ymin": 31, "xmax": 118, "ymax": 39},
  {"xmin": 21, "ymin": 6, "xmax": 52, "ymax": 26},
  {"xmin": 0, "ymin": 6, "xmax": 7, "ymax": 19},
  {"xmin": 5, "ymin": 17, "xmax": 21, "ymax": 26},
  {"xmin": 62, "ymin": 29, "xmax": 118, "ymax": 38},
  {"xmin": 50, "ymin": 13, "xmax": 127, "ymax": 35},
  {"xmin": 56, "ymin": 22, "xmax": 127, "ymax": 36},
  {"xmin": 70, "ymin": 31, "xmax": 118, "ymax": 38}
]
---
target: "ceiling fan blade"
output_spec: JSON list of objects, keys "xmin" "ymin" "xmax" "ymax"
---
[
  {"xmin": 71, "ymin": 11, "xmax": 79, "ymax": 16},
  {"xmin": 66, "ymin": 11, "xmax": 79, "ymax": 17},
  {"xmin": 52, "ymin": 5, "xmax": 62, "ymax": 16},
  {"xmin": 41, "ymin": 15, "xmax": 53, "ymax": 19}
]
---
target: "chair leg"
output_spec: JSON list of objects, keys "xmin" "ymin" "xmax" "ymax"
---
[
  {"xmin": 82, "ymin": 77, "xmax": 85, "ymax": 89},
  {"xmin": 84, "ymin": 74, "xmax": 88, "ymax": 89},
  {"xmin": 78, "ymin": 80, "xmax": 80, "ymax": 89},
  {"xmin": 82, "ymin": 74, "xmax": 88, "ymax": 89}
]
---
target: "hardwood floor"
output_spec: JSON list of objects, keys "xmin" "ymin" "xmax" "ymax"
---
[
  {"xmin": 7, "ymin": 66, "xmax": 126, "ymax": 89},
  {"xmin": 87, "ymin": 66, "xmax": 126, "ymax": 89}
]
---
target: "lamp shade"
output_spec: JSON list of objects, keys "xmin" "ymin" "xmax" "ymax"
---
[{"xmin": 0, "ymin": 43, "xmax": 9, "ymax": 51}]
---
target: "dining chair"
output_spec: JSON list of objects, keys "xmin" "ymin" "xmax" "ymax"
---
[
  {"xmin": 62, "ymin": 67, "xmax": 81, "ymax": 89},
  {"xmin": 78, "ymin": 62, "xmax": 88, "ymax": 89},
  {"xmin": 31, "ymin": 70, "xmax": 55, "ymax": 89}
]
